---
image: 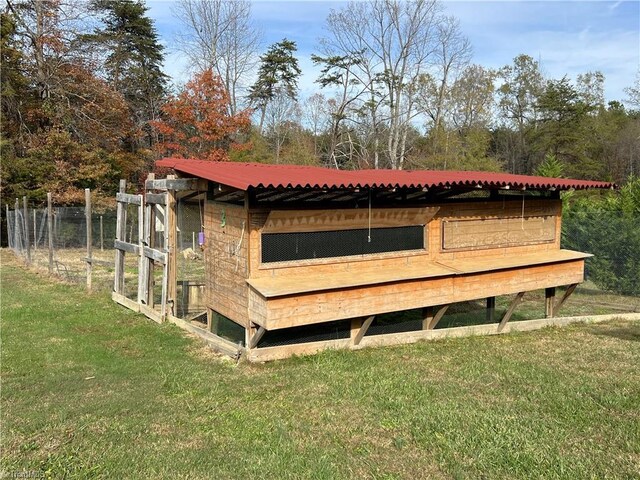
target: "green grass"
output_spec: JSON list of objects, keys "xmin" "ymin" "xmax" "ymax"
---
[{"xmin": 2, "ymin": 251, "xmax": 639, "ymax": 479}]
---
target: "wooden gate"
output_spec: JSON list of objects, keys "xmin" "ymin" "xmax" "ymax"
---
[{"xmin": 112, "ymin": 175, "xmax": 205, "ymax": 324}]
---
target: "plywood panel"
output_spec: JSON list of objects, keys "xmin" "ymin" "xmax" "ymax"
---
[{"xmin": 442, "ymin": 215, "xmax": 555, "ymax": 250}]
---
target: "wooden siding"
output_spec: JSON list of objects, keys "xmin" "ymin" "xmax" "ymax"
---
[
  {"xmin": 249, "ymin": 258, "xmax": 586, "ymax": 330},
  {"xmin": 205, "ymin": 201, "xmax": 249, "ymax": 326}
]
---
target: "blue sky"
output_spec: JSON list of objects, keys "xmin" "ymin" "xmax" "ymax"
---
[{"xmin": 148, "ymin": 0, "xmax": 639, "ymax": 103}]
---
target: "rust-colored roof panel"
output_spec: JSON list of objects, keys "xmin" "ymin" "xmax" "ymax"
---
[{"xmin": 156, "ymin": 158, "xmax": 615, "ymax": 191}]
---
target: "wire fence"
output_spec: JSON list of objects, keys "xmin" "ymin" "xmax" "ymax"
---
[
  {"xmin": 4, "ymin": 194, "xmax": 639, "ymax": 330},
  {"xmin": 5, "ymin": 192, "xmax": 207, "ymax": 319}
]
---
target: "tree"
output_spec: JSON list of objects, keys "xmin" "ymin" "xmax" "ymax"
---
[
  {"xmin": 88, "ymin": 0, "xmax": 168, "ymax": 150},
  {"xmin": 319, "ymin": 0, "xmax": 464, "ymax": 169},
  {"xmin": 152, "ymin": 69, "xmax": 251, "ymax": 160},
  {"xmin": 535, "ymin": 77, "xmax": 595, "ymax": 177},
  {"xmin": 248, "ymin": 39, "xmax": 301, "ymax": 132},
  {"xmin": 535, "ymin": 153, "xmax": 564, "ymax": 178},
  {"xmin": 624, "ymin": 70, "xmax": 640, "ymax": 108},
  {"xmin": 497, "ymin": 54, "xmax": 544, "ymax": 173},
  {"xmin": 312, "ymin": 53, "xmax": 368, "ymax": 168},
  {"xmin": 174, "ymin": 0, "xmax": 261, "ymax": 115}
]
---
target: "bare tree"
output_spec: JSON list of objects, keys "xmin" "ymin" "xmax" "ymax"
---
[
  {"xmin": 319, "ymin": 0, "xmax": 461, "ymax": 170},
  {"xmin": 264, "ymin": 91, "xmax": 300, "ymax": 164},
  {"xmin": 173, "ymin": 0, "xmax": 262, "ymax": 114}
]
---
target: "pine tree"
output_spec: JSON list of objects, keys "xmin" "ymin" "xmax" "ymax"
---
[
  {"xmin": 248, "ymin": 39, "xmax": 301, "ymax": 132},
  {"xmin": 89, "ymin": 0, "xmax": 168, "ymax": 150}
]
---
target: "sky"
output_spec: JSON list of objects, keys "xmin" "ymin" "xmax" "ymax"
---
[{"xmin": 147, "ymin": 0, "xmax": 640, "ymax": 104}]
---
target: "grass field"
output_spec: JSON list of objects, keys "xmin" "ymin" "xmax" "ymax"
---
[{"xmin": 2, "ymin": 250, "xmax": 639, "ymax": 479}]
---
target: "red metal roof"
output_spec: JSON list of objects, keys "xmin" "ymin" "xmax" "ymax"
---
[{"xmin": 156, "ymin": 158, "xmax": 614, "ymax": 191}]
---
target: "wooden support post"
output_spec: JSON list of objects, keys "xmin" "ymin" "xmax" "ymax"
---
[
  {"xmin": 427, "ymin": 305, "xmax": 450, "ymax": 330},
  {"xmin": 22, "ymin": 196, "xmax": 31, "ymax": 265},
  {"xmin": 85, "ymin": 189, "xmax": 92, "ymax": 290},
  {"xmin": 545, "ymin": 287, "xmax": 556, "ymax": 318},
  {"xmin": 248, "ymin": 325, "xmax": 266, "ymax": 349},
  {"xmin": 5, "ymin": 205, "xmax": 10, "ymax": 249},
  {"xmin": 114, "ymin": 180, "xmax": 126, "ymax": 294},
  {"xmin": 100, "ymin": 215, "xmax": 104, "ymax": 251},
  {"xmin": 422, "ymin": 306, "xmax": 433, "ymax": 330},
  {"xmin": 498, "ymin": 292, "xmax": 525, "ymax": 332},
  {"xmin": 352, "ymin": 315, "xmax": 375, "ymax": 346},
  {"xmin": 136, "ymin": 192, "xmax": 144, "ymax": 304},
  {"xmin": 166, "ymin": 177, "xmax": 178, "ymax": 317},
  {"xmin": 350, "ymin": 317, "xmax": 362, "ymax": 343},
  {"xmin": 554, "ymin": 284, "xmax": 578, "ymax": 316},
  {"xmin": 47, "ymin": 193, "xmax": 54, "ymax": 274},
  {"xmin": 33, "ymin": 209, "xmax": 37, "ymax": 251},
  {"xmin": 14, "ymin": 198, "xmax": 20, "ymax": 255},
  {"xmin": 486, "ymin": 296, "xmax": 496, "ymax": 323}
]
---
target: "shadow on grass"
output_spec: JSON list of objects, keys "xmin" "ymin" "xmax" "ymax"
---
[{"xmin": 589, "ymin": 325, "xmax": 640, "ymax": 342}]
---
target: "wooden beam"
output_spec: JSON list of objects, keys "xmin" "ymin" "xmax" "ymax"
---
[
  {"xmin": 545, "ymin": 287, "xmax": 556, "ymax": 318},
  {"xmin": 498, "ymin": 292, "xmax": 525, "ymax": 332},
  {"xmin": 554, "ymin": 283, "xmax": 578, "ymax": 316},
  {"xmin": 428, "ymin": 305, "xmax": 450, "ymax": 330},
  {"xmin": 114, "ymin": 239, "xmax": 139, "ymax": 254},
  {"xmin": 142, "ymin": 246, "xmax": 166, "ymax": 264},
  {"xmin": 248, "ymin": 326, "xmax": 266, "ymax": 349},
  {"xmin": 145, "ymin": 193, "xmax": 166, "ymax": 205},
  {"xmin": 146, "ymin": 178, "xmax": 206, "ymax": 191},
  {"xmin": 352, "ymin": 315, "xmax": 375, "ymax": 346},
  {"xmin": 116, "ymin": 192, "xmax": 142, "ymax": 205},
  {"xmin": 47, "ymin": 193, "xmax": 54, "ymax": 274},
  {"xmin": 486, "ymin": 296, "xmax": 496, "ymax": 323}
]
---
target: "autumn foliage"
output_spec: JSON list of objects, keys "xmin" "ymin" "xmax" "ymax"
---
[{"xmin": 152, "ymin": 70, "xmax": 251, "ymax": 161}]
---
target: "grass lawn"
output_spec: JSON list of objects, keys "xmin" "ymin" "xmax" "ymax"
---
[{"xmin": 2, "ymin": 250, "xmax": 639, "ymax": 479}]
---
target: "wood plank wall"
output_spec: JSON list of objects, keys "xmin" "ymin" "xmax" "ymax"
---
[
  {"xmin": 205, "ymin": 201, "xmax": 249, "ymax": 326},
  {"xmin": 247, "ymin": 198, "xmax": 562, "ymax": 279}
]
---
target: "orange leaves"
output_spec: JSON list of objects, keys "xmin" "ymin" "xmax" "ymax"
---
[{"xmin": 152, "ymin": 69, "xmax": 251, "ymax": 160}]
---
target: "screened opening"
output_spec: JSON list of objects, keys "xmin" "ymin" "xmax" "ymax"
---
[
  {"xmin": 210, "ymin": 310, "xmax": 245, "ymax": 346},
  {"xmin": 261, "ymin": 225, "xmax": 424, "ymax": 263}
]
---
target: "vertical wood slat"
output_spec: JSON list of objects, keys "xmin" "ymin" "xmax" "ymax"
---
[
  {"xmin": 23, "ymin": 196, "xmax": 31, "ymax": 265},
  {"xmin": 160, "ymin": 175, "xmax": 173, "ymax": 320},
  {"xmin": 166, "ymin": 176, "xmax": 178, "ymax": 317},
  {"xmin": 142, "ymin": 173, "xmax": 154, "ymax": 307},
  {"xmin": 114, "ymin": 180, "xmax": 126, "ymax": 294},
  {"xmin": 47, "ymin": 193, "xmax": 54, "ymax": 274},
  {"xmin": 85, "ymin": 189, "xmax": 92, "ymax": 290},
  {"xmin": 136, "ymin": 190, "xmax": 145, "ymax": 303},
  {"xmin": 100, "ymin": 215, "xmax": 104, "ymax": 251}
]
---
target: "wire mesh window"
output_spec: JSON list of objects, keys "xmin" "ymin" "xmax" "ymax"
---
[{"xmin": 261, "ymin": 226, "xmax": 425, "ymax": 263}]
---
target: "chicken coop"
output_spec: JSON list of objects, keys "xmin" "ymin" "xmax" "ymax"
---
[{"xmin": 112, "ymin": 159, "xmax": 614, "ymax": 361}]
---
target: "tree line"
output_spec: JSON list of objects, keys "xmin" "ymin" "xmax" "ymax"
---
[{"xmin": 2, "ymin": 0, "xmax": 639, "ymax": 208}]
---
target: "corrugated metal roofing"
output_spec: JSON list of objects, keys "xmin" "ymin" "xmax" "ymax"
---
[{"xmin": 156, "ymin": 158, "xmax": 615, "ymax": 191}]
